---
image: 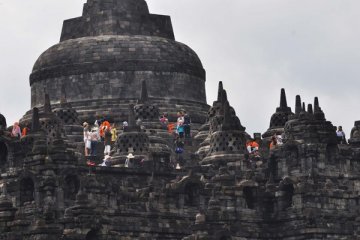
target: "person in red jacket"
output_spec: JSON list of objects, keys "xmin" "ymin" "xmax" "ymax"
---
[{"xmin": 246, "ymin": 139, "xmax": 259, "ymax": 154}]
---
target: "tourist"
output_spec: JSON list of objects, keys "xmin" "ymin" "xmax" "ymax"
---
[
  {"xmin": 336, "ymin": 126, "xmax": 347, "ymax": 144},
  {"xmin": 104, "ymin": 126, "xmax": 112, "ymax": 156},
  {"xmin": 90, "ymin": 127, "xmax": 100, "ymax": 156},
  {"xmin": 99, "ymin": 120, "xmax": 111, "ymax": 141},
  {"xmin": 177, "ymin": 123, "xmax": 184, "ymax": 139},
  {"xmin": 94, "ymin": 120, "xmax": 101, "ymax": 140},
  {"xmin": 11, "ymin": 122, "xmax": 21, "ymax": 139},
  {"xmin": 183, "ymin": 111, "xmax": 191, "ymax": 139},
  {"xmin": 123, "ymin": 121, "xmax": 128, "ymax": 131},
  {"xmin": 246, "ymin": 139, "xmax": 259, "ymax": 154},
  {"xmin": 21, "ymin": 125, "xmax": 30, "ymax": 137},
  {"xmin": 176, "ymin": 112, "xmax": 185, "ymax": 138},
  {"xmin": 99, "ymin": 155, "xmax": 112, "ymax": 167},
  {"xmin": 125, "ymin": 153, "xmax": 135, "ymax": 168},
  {"xmin": 167, "ymin": 122, "xmax": 175, "ymax": 134},
  {"xmin": 174, "ymin": 136, "xmax": 185, "ymax": 168},
  {"xmin": 136, "ymin": 118, "xmax": 145, "ymax": 131},
  {"xmin": 160, "ymin": 114, "xmax": 169, "ymax": 129},
  {"xmin": 83, "ymin": 122, "xmax": 91, "ymax": 156},
  {"xmin": 177, "ymin": 111, "xmax": 184, "ymax": 124},
  {"xmin": 269, "ymin": 136, "xmax": 277, "ymax": 149},
  {"xmin": 276, "ymin": 135, "xmax": 283, "ymax": 145},
  {"xmin": 111, "ymin": 123, "xmax": 117, "ymax": 145}
]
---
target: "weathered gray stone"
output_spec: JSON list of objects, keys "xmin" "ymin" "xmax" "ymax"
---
[{"xmin": 1, "ymin": 1, "xmax": 360, "ymax": 240}]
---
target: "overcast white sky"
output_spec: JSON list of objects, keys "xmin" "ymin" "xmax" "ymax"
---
[{"xmin": 0, "ymin": 0, "xmax": 359, "ymax": 137}]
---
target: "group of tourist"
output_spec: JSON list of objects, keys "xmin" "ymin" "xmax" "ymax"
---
[
  {"xmin": 83, "ymin": 120, "xmax": 118, "ymax": 158},
  {"xmin": 11, "ymin": 122, "xmax": 22, "ymax": 138},
  {"xmin": 173, "ymin": 111, "xmax": 191, "ymax": 169},
  {"xmin": 84, "ymin": 111, "xmax": 192, "ymax": 169},
  {"xmin": 8, "ymin": 122, "xmax": 30, "ymax": 139},
  {"xmin": 174, "ymin": 111, "xmax": 191, "ymax": 139}
]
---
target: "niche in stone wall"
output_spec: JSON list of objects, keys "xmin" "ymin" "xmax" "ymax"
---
[
  {"xmin": 0, "ymin": 142, "xmax": 8, "ymax": 166},
  {"xmin": 184, "ymin": 183, "xmax": 200, "ymax": 206},
  {"xmin": 64, "ymin": 175, "xmax": 80, "ymax": 202},
  {"xmin": 287, "ymin": 146, "xmax": 299, "ymax": 168},
  {"xmin": 20, "ymin": 178, "xmax": 35, "ymax": 206},
  {"xmin": 243, "ymin": 187, "xmax": 256, "ymax": 209},
  {"xmin": 326, "ymin": 144, "xmax": 339, "ymax": 164},
  {"xmin": 282, "ymin": 183, "xmax": 294, "ymax": 209},
  {"xmin": 85, "ymin": 230, "xmax": 98, "ymax": 240}
]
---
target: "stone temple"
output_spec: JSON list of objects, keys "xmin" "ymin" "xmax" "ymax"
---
[{"xmin": 1, "ymin": 0, "xmax": 360, "ymax": 239}]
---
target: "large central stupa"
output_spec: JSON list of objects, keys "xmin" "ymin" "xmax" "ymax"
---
[{"xmin": 29, "ymin": 0, "xmax": 208, "ymax": 123}]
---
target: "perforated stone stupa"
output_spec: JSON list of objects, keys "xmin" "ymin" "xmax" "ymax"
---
[{"xmin": 1, "ymin": 1, "xmax": 360, "ymax": 240}]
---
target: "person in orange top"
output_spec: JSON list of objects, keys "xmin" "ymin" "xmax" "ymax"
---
[
  {"xmin": 99, "ymin": 120, "xmax": 111, "ymax": 139},
  {"xmin": 246, "ymin": 139, "xmax": 259, "ymax": 154},
  {"xmin": 21, "ymin": 126, "xmax": 30, "ymax": 137},
  {"xmin": 269, "ymin": 136, "xmax": 277, "ymax": 149},
  {"xmin": 167, "ymin": 123, "xmax": 175, "ymax": 134}
]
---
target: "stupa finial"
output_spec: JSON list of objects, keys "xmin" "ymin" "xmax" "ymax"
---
[
  {"xmin": 314, "ymin": 97, "xmax": 320, "ymax": 111},
  {"xmin": 295, "ymin": 95, "xmax": 302, "ymax": 114},
  {"xmin": 280, "ymin": 88, "xmax": 288, "ymax": 108},
  {"xmin": 307, "ymin": 104, "xmax": 313, "ymax": 114},
  {"xmin": 217, "ymin": 81, "xmax": 224, "ymax": 102}
]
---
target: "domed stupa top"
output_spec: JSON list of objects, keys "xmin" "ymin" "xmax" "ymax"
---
[
  {"xmin": 29, "ymin": 0, "xmax": 208, "ymax": 125},
  {"xmin": 60, "ymin": 0, "xmax": 174, "ymax": 41}
]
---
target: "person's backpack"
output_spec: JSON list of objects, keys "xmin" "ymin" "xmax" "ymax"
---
[{"xmin": 175, "ymin": 147, "xmax": 184, "ymax": 154}]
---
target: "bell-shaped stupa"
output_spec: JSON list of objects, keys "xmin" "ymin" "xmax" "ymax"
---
[{"xmin": 28, "ymin": 0, "xmax": 208, "ymax": 124}]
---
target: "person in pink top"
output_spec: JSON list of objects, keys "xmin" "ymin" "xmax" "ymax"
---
[{"xmin": 11, "ymin": 122, "xmax": 21, "ymax": 139}]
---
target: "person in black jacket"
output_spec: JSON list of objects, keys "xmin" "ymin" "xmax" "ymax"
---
[{"xmin": 183, "ymin": 111, "xmax": 191, "ymax": 139}]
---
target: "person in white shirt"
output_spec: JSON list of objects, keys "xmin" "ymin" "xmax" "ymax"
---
[
  {"xmin": 90, "ymin": 128, "xmax": 99, "ymax": 156},
  {"xmin": 336, "ymin": 126, "xmax": 347, "ymax": 144},
  {"xmin": 83, "ymin": 122, "xmax": 91, "ymax": 156}
]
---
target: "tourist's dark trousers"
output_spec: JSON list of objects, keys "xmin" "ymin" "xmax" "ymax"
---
[{"xmin": 91, "ymin": 141, "xmax": 97, "ymax": 156}]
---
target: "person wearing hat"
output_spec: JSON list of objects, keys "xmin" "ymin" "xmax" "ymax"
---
[
  {"xmin": 122, "ymin": 121, "xmax": 128, "ymax": 131},
  {"xmin": 99, "ymin": 155, "xmax": 112, "ymax": 167},
  {"xmin": 125, "ymin": 153, "xmax": 135, "ymax": 168}
]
